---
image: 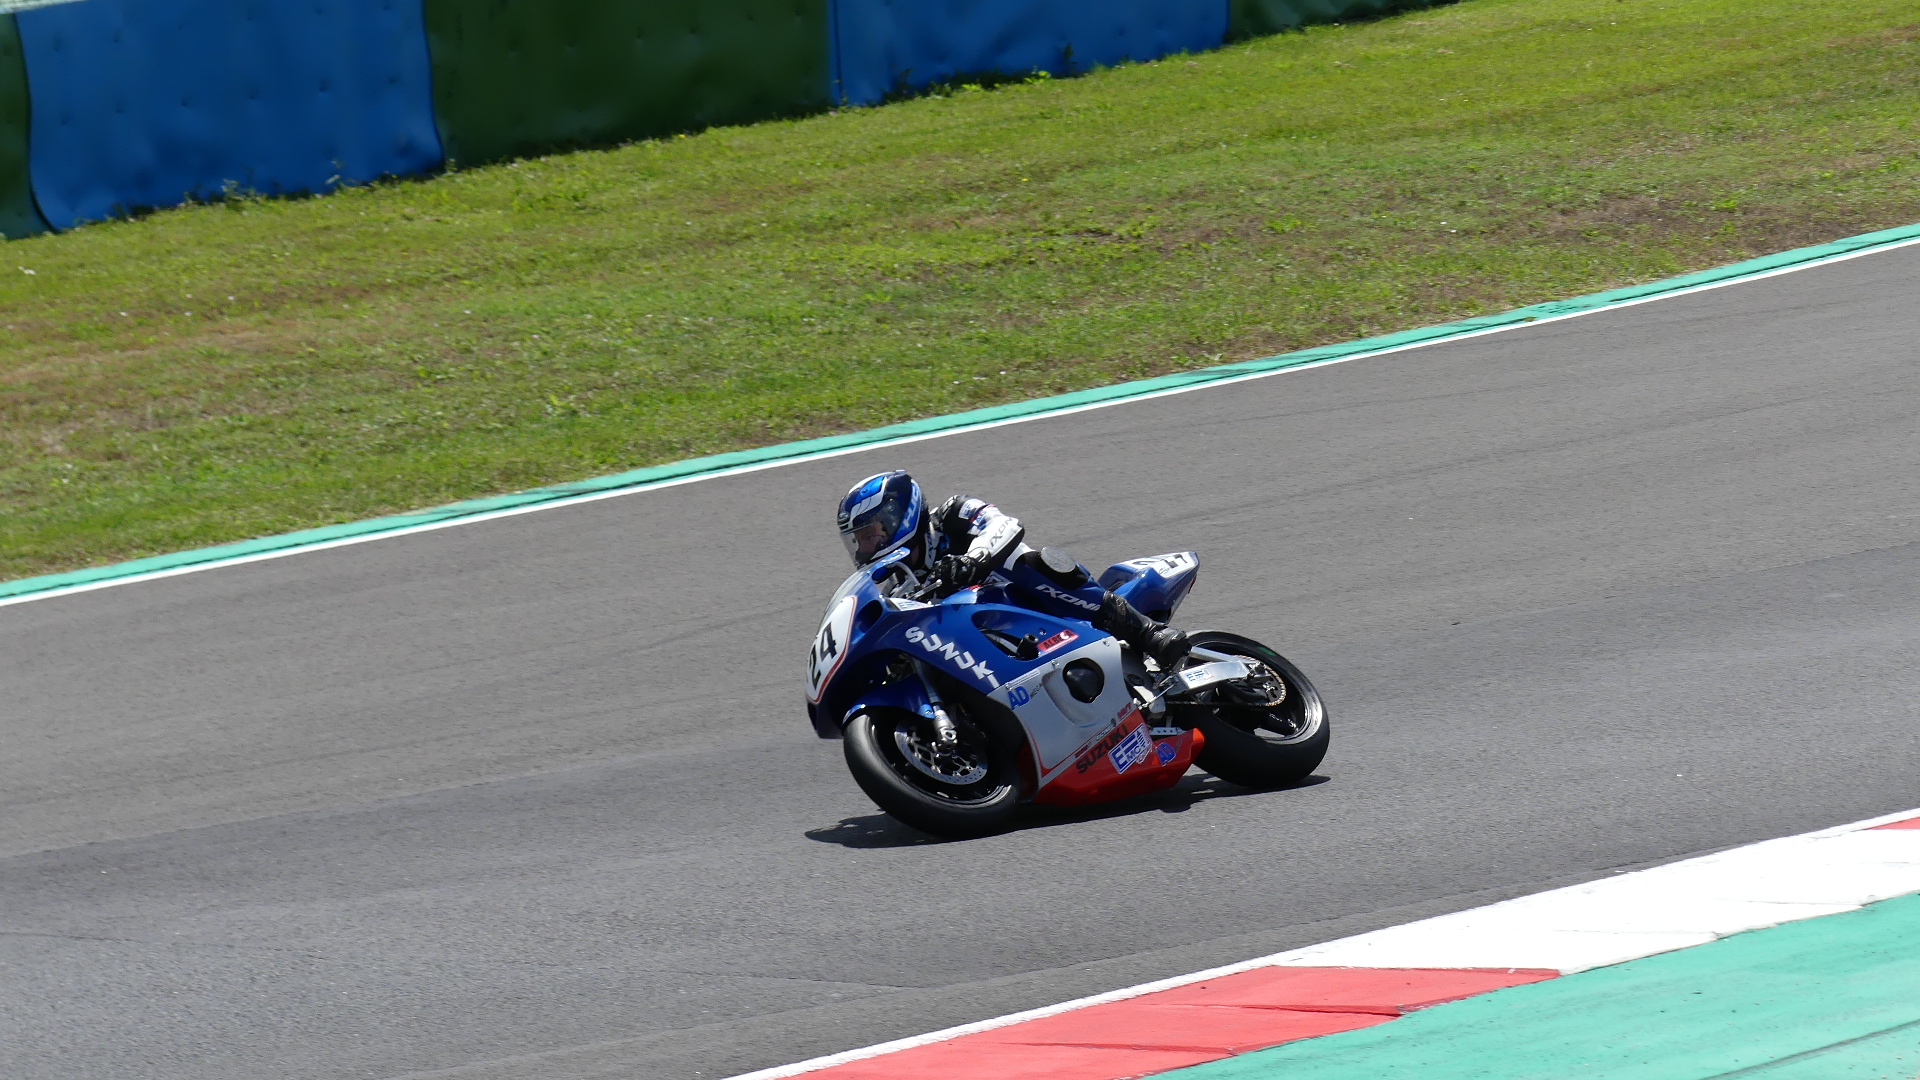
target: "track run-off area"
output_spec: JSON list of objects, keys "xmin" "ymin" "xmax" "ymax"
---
[{"xmin": 6, "ymin": 240, "xmax": 1920, "ymax": 1079}]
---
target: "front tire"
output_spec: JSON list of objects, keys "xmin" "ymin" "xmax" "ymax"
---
[
  {"xmin": 843, "ymin": 708, "xmax": 1020, "ymax": 837},
  {"xmin": 1185, "ymin": 632, "xmax": 1329, "ymax": 788}
]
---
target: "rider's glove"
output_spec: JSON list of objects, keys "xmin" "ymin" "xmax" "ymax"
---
[{"xmin": 933, "ymin": 554, "xmax": 989, "ymax": 591}]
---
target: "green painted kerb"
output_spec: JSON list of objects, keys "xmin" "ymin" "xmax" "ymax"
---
[
  {"xmin": 1165, "ymin": 890, "xmax": 1920, "ymax": 1080},
  {"xmin": 5, "ymin": 221, "xmax": 1920, "ymax": 601}
]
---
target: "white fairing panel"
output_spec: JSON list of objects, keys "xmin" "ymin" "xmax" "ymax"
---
[{"xmin": 992, "ymin": 636, "xmax": 1133, "ymax": 775}]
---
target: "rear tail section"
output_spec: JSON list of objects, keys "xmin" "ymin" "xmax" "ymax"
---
[{"xmin": 1098, "ymin": 552, "xmax": 1200, "ymax": 621}]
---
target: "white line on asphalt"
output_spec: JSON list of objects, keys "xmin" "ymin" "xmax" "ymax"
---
[
  {"xmin": 8, "ymin": 232, "xmax": 1920, "ymax": 612},
  {"xmin": 720, "ymin": 803, "xmax": 1920, "ymax": 1079}
]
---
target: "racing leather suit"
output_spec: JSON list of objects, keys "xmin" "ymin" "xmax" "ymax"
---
[{"xmin": 919, "ymin": 496, "xmax": 1189, "ymax": 667}]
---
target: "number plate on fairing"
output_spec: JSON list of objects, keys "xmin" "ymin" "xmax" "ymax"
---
[{"xmin": 806, "ymin": 596, "xmax": 856, "ymax": 703}]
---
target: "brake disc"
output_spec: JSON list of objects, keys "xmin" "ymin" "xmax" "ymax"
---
[{"xmin": 895, "ymin": 725, "xmax": 989, "ymax": 786}]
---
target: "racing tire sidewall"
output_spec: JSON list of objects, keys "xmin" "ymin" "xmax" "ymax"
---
[
  {"xmin": 1187, "ymin": 632, "xmax": 1330, "ymax": 789},
  {"xmin": 842, "ymin": 709, "xmax": 1020, "ymax": 837}
]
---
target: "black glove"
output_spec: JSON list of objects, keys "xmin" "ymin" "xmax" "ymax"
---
[{"xmin": 932, "ymin": 554, "xmax": 989, "ymax": 591}]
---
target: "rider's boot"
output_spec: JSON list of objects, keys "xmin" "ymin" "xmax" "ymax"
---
[{"xmin": 1096, "ymin": 592, "xmax": 1191, "ymax": 670}]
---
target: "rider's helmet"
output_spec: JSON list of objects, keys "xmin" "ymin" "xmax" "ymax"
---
[{"xmin": 836, "ymin": 470, "xmax": 924, "ymax": 566}]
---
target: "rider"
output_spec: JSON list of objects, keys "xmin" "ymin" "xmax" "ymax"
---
[{"xmin": 835, "ymin": 470, "xmax": 1191, "ymax": 668}]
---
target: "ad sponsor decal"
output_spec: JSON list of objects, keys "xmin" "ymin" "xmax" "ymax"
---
[
  {"xmin": 1034, "ymin": 582, "xmax": 1101, "ymax": 611},
  {"xmin": 903, "ymin": 626, "xmax": 1000, "ymax": 688},
  {"xmin": 1108, "ymin": 725, "xmax": 1152, "ymax": 775},
  {"xmin": 1155, "ymin": 740, "xmax": 1178, "ymax": 765},
  {"xmin": 1072, "ymin": 711, "xmax": 1144, "ymax": 774},
  {"xmin": 1007, "ymin": 685, "xmax": 1032, "ymax": 708},
  {"xmin": 1035, "ymin": 628, "xmax": 1078, "ymax": 654}
]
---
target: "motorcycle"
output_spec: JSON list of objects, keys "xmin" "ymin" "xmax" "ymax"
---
[{"xmin": 804, "ymin": 548, "xmax": 1328, "ymax": 837}]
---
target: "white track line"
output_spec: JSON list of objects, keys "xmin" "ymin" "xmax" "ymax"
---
[
  {"xmin": 723, "ymin": 804, "xmax": 1920, "ymax": 1080},
  {"xmin": 6, "ymin": 233, "xmax": 1919, "ymax": 615},
  {"xmin": 9, "ymin": 232, "xmax": 1920, "ymax": 612}
]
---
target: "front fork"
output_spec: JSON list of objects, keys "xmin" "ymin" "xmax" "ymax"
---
[{"xmin": 914, "ymin": 661, "xmax": 962, "ymax": 745}]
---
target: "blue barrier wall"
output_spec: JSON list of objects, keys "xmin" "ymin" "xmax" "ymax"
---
[
  {"xmin": 16, "ymin": 0, "xmax": 442, "ymax": 229},
  {"xmin": 4, "ymin": 0, "xmax": 1438, "ymax": 233},
  {"xmin": 831, "ymin": 0, "xmax": 1229, "ymax": 106}
]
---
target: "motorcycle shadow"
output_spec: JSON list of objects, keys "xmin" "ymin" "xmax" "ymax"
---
[{"xmin": 806, "ymin": 772, "xmax": 1329, "ymax": 848}]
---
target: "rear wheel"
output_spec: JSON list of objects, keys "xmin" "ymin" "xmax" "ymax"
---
[
  {"xmin": 843, "ymin": 708, "xmax": 1020, "ymax": 837},
  {"xmin": 1184, "ymin": 632, "xmax": 1329, "ymax": 788}
]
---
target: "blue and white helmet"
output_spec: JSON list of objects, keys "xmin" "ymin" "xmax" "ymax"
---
[{"xmin": 836, "ymin": 470, "xmax": 924, "ymax": 566}]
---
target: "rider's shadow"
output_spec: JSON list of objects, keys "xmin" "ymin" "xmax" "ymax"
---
[{"xmin": 805, "ymin": 772, "xmax": 1329, "ymax": 848}]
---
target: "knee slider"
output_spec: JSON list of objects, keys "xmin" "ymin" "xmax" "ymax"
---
[{"xmin": 1021, "ymin": 546, "xmax": 1090, "ymax": 588}]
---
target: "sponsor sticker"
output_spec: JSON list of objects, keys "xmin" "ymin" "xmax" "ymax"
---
[
  {"xmin": 1108, "ymin": 725, "xmax": 1152, "ymax": 775},
  {"xmin": 1035, "ymin": 629, "xmax": 1078, "ymax": 654},
  {"xmin": 1007, "ymin": 686, "xmax": 1031, "ymax": 708},
  {"xmin": 1155, "ymin": 741, "xmax": 1178, "ymax": 765},
  {"xmin": 1073, "ymin": 716, "xmax": 1139, "ymax": 774},
  {"xmin": 1034, "ymin": 582, "xmax": 1101, "ymax": 611},
  {"xmin": 902, "ymin": 625, "xmax": 1000, "ymax": 688}
]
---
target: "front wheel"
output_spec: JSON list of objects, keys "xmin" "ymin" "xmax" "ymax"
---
[
  {"xmin": 843, "ymin": 708, "xmax": 1020, "ymax": 837},
  {"xmin": 1184, "ymin": 632, "xmax": 1329, "ymax": 788}
]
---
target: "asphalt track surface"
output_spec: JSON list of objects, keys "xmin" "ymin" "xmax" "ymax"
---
[{"xmin": 6, "ymin": 245, "xmax": 1920, "ymax": 1080}]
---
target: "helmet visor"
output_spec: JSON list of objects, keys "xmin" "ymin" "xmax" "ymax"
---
[{"xmin": 842, "ymin": 520, "xmax": 896, "ymax": 565}]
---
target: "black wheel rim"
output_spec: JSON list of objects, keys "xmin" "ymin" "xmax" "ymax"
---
[
  {"xmin": 873, "ymin": 713, "xmax": 1008, "ymax": 805},
  {"xmin": 1202, "ymin": 650, "xmax": 1324, "ymax": 746}
]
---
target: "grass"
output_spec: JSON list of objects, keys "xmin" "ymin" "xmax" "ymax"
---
[{"xmin": 3, "ymin": 0, "xmax": 1919, "ymax": 582}]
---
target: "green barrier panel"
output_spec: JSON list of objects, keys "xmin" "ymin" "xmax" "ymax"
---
[
  {"xmin": 424, "ymin": 0, "xmax": 830, "ymax": 167},
  {"xmin": 1229, "ymin": 0, "xmax": 1445, "ymax": 39},
  {"xmin": 0, "ymin": 13, "xmax": 47, "ymax": 240}
]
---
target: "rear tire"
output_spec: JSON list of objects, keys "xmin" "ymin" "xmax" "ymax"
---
[
  {"xmin": 1185, "ymin": 632, "xmax": 1329, "ymax": 788},
  {"xmin": 843, "ymin": 708, "xmax": 1020, "ymax": 837}
]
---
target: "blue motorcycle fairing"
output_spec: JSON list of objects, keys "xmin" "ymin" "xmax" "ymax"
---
[
  {"xmin": 806, "ymin": 569, "xmax": 1107, "ymax": 739},
  {"xmin": 1097, "ymin": 551, "xmax": 1200, "ymax": 621},
  {"xmin": 842, "ymin": 676, "xmax": 933, "ymax": 725}
]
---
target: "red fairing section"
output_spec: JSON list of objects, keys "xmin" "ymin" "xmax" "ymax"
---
[{"xmin": 1032, "ymin": 711, "xmax": 1201, "ymax": 807}]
